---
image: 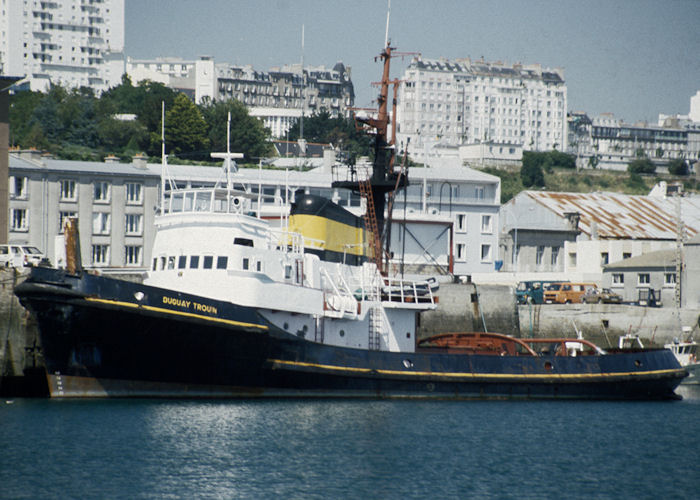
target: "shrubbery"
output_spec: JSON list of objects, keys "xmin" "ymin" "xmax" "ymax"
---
[{"xmin": 627, "ymin": 157, "xmax": 656, "ymax": 174}]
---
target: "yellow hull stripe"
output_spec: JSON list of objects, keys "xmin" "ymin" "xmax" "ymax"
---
[
  {"xmin": 84, "ymin": 297, "xmax": 268, "ymax": 331},
  {"xmin": 270, "ymin": 359, "xmax": 685, "ymax": 381}
]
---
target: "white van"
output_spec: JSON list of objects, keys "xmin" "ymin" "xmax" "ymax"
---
[{"xmin": 0, "ymin": 244, "xmax": 46, "ymax": 267}]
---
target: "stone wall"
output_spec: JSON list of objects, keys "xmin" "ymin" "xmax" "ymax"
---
[
  {"xmin": 418, "ymin": 282, "xmax": 519, "ymax": 339},
  {"xmin": 517, "ymin": 302, "xmax": 700, "ymax": 348},
  {"xmin": 0, "ymin": 268, "xmax": 34, "ymax": 377}
]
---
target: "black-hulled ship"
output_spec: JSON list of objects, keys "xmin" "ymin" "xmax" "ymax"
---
[{"xmin": 15, "ymin": 44, "xmax": 687, "ymax": 399}]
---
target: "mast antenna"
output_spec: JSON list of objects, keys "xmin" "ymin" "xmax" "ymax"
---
[
  {"xmin": 160, "ymin": 101, "xmax": 166, "ymax": 213},
  {"xmin": 299, "ymin": 24, "xmax": 305, "ymax": 145},
  {"xmin": 384, "ymin": 0, "xmax": 391, "ymax": 47}
]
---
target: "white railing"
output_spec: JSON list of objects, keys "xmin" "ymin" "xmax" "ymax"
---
[{"xmin": 320, "ymin": 266, "xmax": 358, "ymax": 319}]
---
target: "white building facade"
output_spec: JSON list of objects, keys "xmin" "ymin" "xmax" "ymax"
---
[
  {"xmin": 125, "ymin": 56, "xmax": 355, "ymax": 138},
  {"xmin": 9, "ymin": 152, "xmax": 500, "ymax": 279},
  {"xmin": 397, "ymin": 56, "xmax": 567, "ymax": 161},
  {"xmin": 0, "ymin": 0, "xmax": 125, "ymax": 93}
]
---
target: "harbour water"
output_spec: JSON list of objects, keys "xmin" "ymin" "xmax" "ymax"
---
[{"xmin": 2, "ymin": 391, "xmax": 699, "ymax": 499}]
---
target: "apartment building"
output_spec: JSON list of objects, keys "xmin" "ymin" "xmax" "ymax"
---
[
  {"xmin": 396, "ymin": 56, "xmax": 568, "ymax": 161},
  {"xmin": 0, "ymin": 0, "xmax": 125, "ymax": 93},
  {"xmin": 214, "ymin": 61, "xmax": 354, "ymax": 137},
  {"xmin": 126, "ymin": 56, "xmax": 355, "ymax": 138},
  {"xmin": 569, "ymin": 91, "xmax": 700, "ymax": 171}
]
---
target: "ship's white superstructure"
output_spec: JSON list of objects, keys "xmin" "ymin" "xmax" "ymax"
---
[{"xmin": 144, "ymin": 183, "xmax": 436, "ymax": 354}]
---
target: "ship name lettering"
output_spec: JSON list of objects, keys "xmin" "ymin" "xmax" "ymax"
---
[
  {"xmin": 193, "ymin": 302, "xmax": 218, "ymax": 315},
  {"xmin": 162, "ymin": 296, "xmax": 191, "ymax": 309}
]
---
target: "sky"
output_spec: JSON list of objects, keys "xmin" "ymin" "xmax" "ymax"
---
[{"xmin": 125, "ymin": 0, "xmax": 700, "ymax": 124}]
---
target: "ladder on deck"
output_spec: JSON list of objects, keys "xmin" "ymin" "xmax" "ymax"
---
[
  {"xmin": 368, "ymin": 306, "xmax": 382, "ymax": 351},
  {"xmin": 358, "ymin": 176, "xmax": 383, "ymax": 275}
]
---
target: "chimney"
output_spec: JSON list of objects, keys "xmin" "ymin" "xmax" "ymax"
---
[
  {"xmin": 322, "ymin": 148, "xmax": 335, "ymax": 174},
  {"xmin": 18, "ymin": 149, "xmax": 44, "ymax": 164},
  {"xmin": 564, "ymin": 212, "xmax": 580, "ymax": 232},
  {"xmin": 132, "ymin": 153, "xmax": 148, "ymax": 170},
  {"xmin": 104, "ymin": 154, "xmax": 119, "ymax": 164}
]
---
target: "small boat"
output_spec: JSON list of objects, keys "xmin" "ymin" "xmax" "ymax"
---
[
  {"xmin": 665, "ymin": 338, "xmax": 699, "ymax": 385},
  {"xmin": 14, "ymin": 42, "xmax": 687, "ymax": 400}
]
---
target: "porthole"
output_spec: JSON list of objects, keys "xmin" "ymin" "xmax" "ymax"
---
[
  {"xmin": 635, "ymin": 360, "xmax": 642, "ymax": 367},
  {"xmin": 544, "ymin": 361, "xmax": 553, "ymax": 372},
  {"xmin": 403, "ymin": 359, "xmax": 413, "ymax": 368},
  {"xmin": 339, "ymin": 329, "xmax": 345, "ymax": 337},
  {"xmin": 283, "ymin": 322, "xmax": 289, "ymax": 330}
]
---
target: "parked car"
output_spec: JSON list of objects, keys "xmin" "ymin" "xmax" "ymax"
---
[
  {"xmin": 515, "ymin": 280, "xmax": 564, "ymax": 304},
  {"xmin": 544, "ymin": 282, "xmax": 598, "ymax": 304},
  {"xmin": 581, "ymin": 287, "xmax": 623, "ymax": 304},
  {"xmin": 0, "ymin": 244, "xmax": 46, "ymax": 267}
]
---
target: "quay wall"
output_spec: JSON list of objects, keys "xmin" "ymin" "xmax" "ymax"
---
[
  {"xmin": 0, "ymin": 268, "xmax": 33, "ymax": 379},
  {"xmin": 418, "ymin": 282, "xmax": 700, "ymax": 346}
]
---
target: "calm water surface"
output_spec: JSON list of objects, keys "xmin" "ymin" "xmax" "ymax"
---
[{"xmin": 2, "ymin": 389, "xmax": 699, "ymax": 499}]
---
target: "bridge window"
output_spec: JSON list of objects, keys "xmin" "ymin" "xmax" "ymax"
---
[{"xmin": 234, "ymin": 238, "xmax": 254, "ymax": 247}]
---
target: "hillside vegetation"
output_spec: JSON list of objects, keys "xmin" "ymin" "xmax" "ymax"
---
[{"xmin": 479, "ymin": 165, "xmax": 700, "ymax": 203}]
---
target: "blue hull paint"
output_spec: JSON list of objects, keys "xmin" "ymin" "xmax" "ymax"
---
[{"xmin": 16, "ymin": 267, "xmax": 687, "ymax": 399}]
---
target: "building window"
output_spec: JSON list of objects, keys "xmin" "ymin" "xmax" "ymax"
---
[
  {"xmin": 178, "ymin": 256, "xmax": 187, "ymax": 269},
  {"xmin": 125, "ymin": 246, "xmax": 142, "ymax": 266},
  {"xmin": 638, "ymin": 273, "xmax": 650, "ymax": 285},
  {"xmin": 9, "ymin": 176, "xmax": 28, "ymax": 199},
  {"xmin": 623, "ymin": 252, "xmax": 631, "ymax": 259},
  {"xmin": 203, "ymin": 256, "xmax": 213, "ymax": 269},
  {"xmin": 664, "ymin": 273, "xmax": 676, "ymax": 286},
  {"xmin": 125, "ymin": 214, "xmax": 143, "ymax": 235},
  {"xmin": 189, "ymin": 256, "xmax": 200, "ymax": 269},
  {"xmin": 551, "ymin": 246, "xmax": 559, "ymax": 267},
  {"xmin": 92, "ymin": 212, "xmax": 111, "ymax": 235},
  {"xmin": 94, "ymin": 181, "xmax": 110, "ymax": 203},
  {"xmin": 480, "ymin": 215, "xmax": 492, "ymax": 233},
  {"xmin": 568, "ymin": 252, "xmax": 577, "ymax": 267},
  {"xmin": 612, "ymin": 273, "xmax": 624, "ymax": 285},
  {"xmin": 475, "ymin": 186, "xmax": 484, "ymax": 199},
  {"xmin": 216, "ymin": 256, "xmax": 228, "ymax": 269},
  {"xmin": 126, "ymin": 183, "xmax": 143, "ymax": 204},
  {"xmin": 59, "ymin": 211, "xmax": 77, "ymax": 233},
  {"xmin": 60, "ymin": 179, "xmax": 77, "ymax": 201},
  {"xmin": 456, "ymin": 243, "xmax": 466, "ymax": 262},
  {"xmin": 92, "ymin": 244, "xmax": 109, "ymax": 265},
  {"xmin": 536, "ymin": 245, "xmax": 544, "ymax": 266},
  {"xmin": 10, "ymin": 209, "xmax": 28, "ymax": 231},
  {"xmin": 480, "ymin": 244, "xmax": 492, "ymax": 262},
  {"xmin": 456, "ymin": 213, "xmax": 467, "ymax": 233}
]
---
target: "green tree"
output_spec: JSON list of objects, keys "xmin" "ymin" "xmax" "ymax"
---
[
  {"xmin": 627, "ymin": 157, "xmax": 656, "ymax": 174},
  {"xmin": 287, "ymin": 108, "xmax": 371, "ymax": 159},
  {"xmin": 9, "ymin": 89, "xmax": 44, "ymax": 147},
  {"xmin": 58, "ymin": 87, "xmax": 99, "ymax": 148},
  {"xmin": 163, "ymin": 93, "xmax": 209, "ymax": 159},
  {"xmin": 27, "ymin": 86, "xmax": 63, "ymax": 145},
  {"xmin": 199, "ymin": 99, "xmax": 271, "ymax": 161},
  {"xmin": 667, "ymin": 158, "xmax": 689, "ymax": 176},
  {"xmin": 97, "ymin": 117, "xmax": 149, "ymax": 153},
  {"xmin": 520, "ymin": 159, "xmax": 545, "ymax": 187}
]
